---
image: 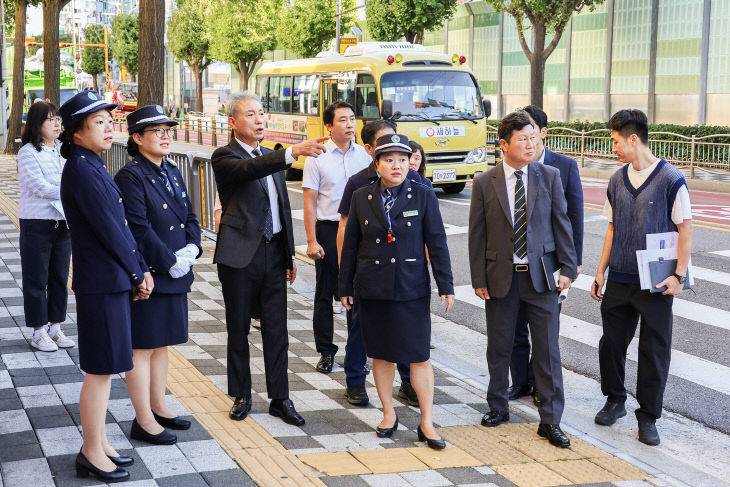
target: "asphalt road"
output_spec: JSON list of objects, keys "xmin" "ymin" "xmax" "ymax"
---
[{"xmin": 284, "ymin": 176, "xmax": 730, "ymax": 435}]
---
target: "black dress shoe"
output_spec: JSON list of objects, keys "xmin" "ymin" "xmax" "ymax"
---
[
  {"xmin": 537, "ymin": 423, "xmax": 571, "ymax": 448},
  {"xmin": 230, "ymin": 396, "xmax": 252, "ymax": 421},
  {"xmin": 76, "ymin": 452, "xmax": 129, "ymax": 482},
  {"xmin": 417, "ymin": 425, "xmax": 446, "ymax": 450},
  {"xmin": 154, "ymin": 411, "xmax": 191, "ymax": 430},
  {"xmin": 130, "ymin": 419, "xmax": 177, "ymax": 445},
  {"xmin": 269, "ymin": 399, "xmax": 305, "ymax": 426},
  {"xmin": 376, "ymin": 416, "xmax": 398, "ymax": 438},
  {"xmin": 107, "ymin": 454, "xmax": 134, "ymax": 467},
  {"xmin": 508, "ymin": 383, "xmax": 534, "ymax": 400},
  {"xmin": 481, "ymin": 410, "xmax": 509, "ymax": 427},
  {"xmin": 638, "ymin": 420, "xmax": 660, "ymax": 446},
  {"xmin": 316, "ymin": 353, "xmax": 335, "ymax": 374},
  {"xmin": 594, "ymin": 400, "xmax": 627, "ymax": 426},
  {"xmin": 397, "ymin": 380, "xmax": 419, "ymax": 407},
  {"xmin": 345, "ymin": 385, "xmax": 369, "ymax": 406}
]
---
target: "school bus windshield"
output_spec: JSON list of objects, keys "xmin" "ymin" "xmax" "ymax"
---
[{"xmin": 380, "ymin": 71, "xmax": 484, "ymax": 121}]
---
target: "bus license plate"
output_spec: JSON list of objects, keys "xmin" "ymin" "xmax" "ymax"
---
[{"xmin": 432, "ymin": 169, "xmax": 457, "ymax": 182}]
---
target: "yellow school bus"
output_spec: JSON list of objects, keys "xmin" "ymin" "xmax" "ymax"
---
[{"xmin": 255, "ymin": 42, "xmax": 491, "ymax": 193}]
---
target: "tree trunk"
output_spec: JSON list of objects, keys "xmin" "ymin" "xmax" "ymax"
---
[
  {"xmin": 237, "ymin": 60, "xmax": 249, "ymax": 91},
  {"xmin": 43, "ymin": 0, "xmax": 69, "ymax": 106},
  {"xmin": 92, "ymin": 73, "xmax": 99, "ymax": 93},
  {"xmin": 192, "ymin": 65, "xmax": 203, "ymax": 113},
  {"xmin": 5, "ymin": 0, "xmax": 28, "ymax": 154},
  {"xmin": 137, "ymin": 0, "xmax": 165, "ymax": 106},
  {"xmin": 529, "ymin": 22, "xmax": 547, "ymax": 108}
]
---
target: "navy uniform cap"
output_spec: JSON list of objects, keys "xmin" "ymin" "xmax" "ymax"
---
[
  {"xmin": 59, "ymin": 90, "xmax": 118, "ymax": 128},
  {"xmin": 374, "ymin": 133, "xmax": 412, "ymax": 156},
  {"xmin": 127, "ymin": 105, "xmax": 179, "ymax": 134}
]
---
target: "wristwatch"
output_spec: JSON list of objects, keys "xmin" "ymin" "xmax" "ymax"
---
[{"xmin": 672, "ymin": 272, "xmax": 687, "ymax": 284}]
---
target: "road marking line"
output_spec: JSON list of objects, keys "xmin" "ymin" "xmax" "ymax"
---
[
  {"xmin": 711, "ymin": 250, "xmax": 730, "ymax": 258},
  {"xmin": 450, "ymin": 285, "xmax": 730, "ymax": 396},
  {"xmin": 438, "ymin": 198, "xmax": 471, "ymax": 206}
]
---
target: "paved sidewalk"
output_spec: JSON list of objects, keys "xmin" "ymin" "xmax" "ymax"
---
[{"xmin": 0, "ymin": 154, "xmax": 684, "ymax": 487}]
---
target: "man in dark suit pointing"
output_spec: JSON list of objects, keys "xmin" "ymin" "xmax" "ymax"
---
[
  {"xmin": 468, "ymin": 110, "xmax": 577, "ymax": 448},
  {"xmin": 212, "ymin": 91, "xmax": 327, "ymax": 425}
]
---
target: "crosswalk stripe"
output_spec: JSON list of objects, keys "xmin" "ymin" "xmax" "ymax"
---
[
  {"xmin": 450, "ymin": 285, "xmax": 730, "ymax": 396},
  {"xmin": 711, "ymin": 250, "xmax": 730, "ymax": 258},
  {"xmin": 692, "ymin": 266, "xmax": 730, "ymax": 286}
]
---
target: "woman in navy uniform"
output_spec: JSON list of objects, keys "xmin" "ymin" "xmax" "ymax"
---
[
  {"xmin": 59, "ymin": 91, "xmax": 153, "ymax": 482},
  {"xmin": 114, "ymin": 105, "xmax": 202, "ymax": 445},
  {"xmin": 339, "ymin": 134, "xmax": 454, "ymax": 449}
]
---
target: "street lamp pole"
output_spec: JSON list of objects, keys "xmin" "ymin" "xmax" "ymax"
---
[{"xmin": 335, "ymin": 0, "xmax": 340, "ymax": 54}]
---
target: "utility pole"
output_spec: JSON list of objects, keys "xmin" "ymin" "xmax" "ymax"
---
[
  {"xmin": 335, "ymin": 0, "xmax": 340, "ymax": 54},
  {"xmin": 0, "ymin": 0, "xmax": 7, "ymax": 150}
]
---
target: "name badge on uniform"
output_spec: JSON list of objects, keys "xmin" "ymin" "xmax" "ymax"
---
[{"xmin": 403, "ymin": 210, "xmax": 419, "ymax": 217}]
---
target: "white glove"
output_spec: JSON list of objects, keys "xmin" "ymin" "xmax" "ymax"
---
[
  {"xmin": 175, "ymin": 244, "xmax": 199, "ymax": 261},
  {"xmin": 169, "ymin": 258, "xmax": 192, "ymax": 278}
]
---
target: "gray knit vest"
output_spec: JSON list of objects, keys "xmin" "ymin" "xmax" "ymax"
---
[{"xmin": 606, "ymin": 159, "xmax": 686, "ymax": 284}]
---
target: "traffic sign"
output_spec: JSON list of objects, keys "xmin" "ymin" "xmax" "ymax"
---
[{"xmin": 339, "ymin": 38, "xmax": 356, "ymax": 54}]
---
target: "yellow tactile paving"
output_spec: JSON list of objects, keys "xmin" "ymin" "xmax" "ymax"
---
[
  {"xmin": 351, "ymin": 448, "xmax": 429, "ymax": 474},
  {"xmin": 298, "ymin": 452, "xmax": 371, "ymax": 476},
  {"xmin": 439, "ymin": 425, "xmax": 533, "ymax": 465},
  {"xmin": 406, "ymin": 445, "xmax": 482, "ymax": 469},
  {"xmin": 166, "ymin": 348, "xmax": 326, "ymax": 486},
  {"xmin": 567, "ymin": 437, "xmax": 614, "ymax": 458},
  {"xmin": 481, "ymin": 422, "xmax": 540, "ymax": 441},
  {"xmin": 494, "ymin": 462, "xmax": 571, "ymax": 487},
  {"xmin": 512, "ymin": 438, "xmax": 583, "ymax": 462},
  {"xmin": 543, "ymin": 459, "xmax": 621, "ymax": 484},
  {"xmin": 589, "ymin": 456, "xmax": 652, "ymax": 481}
]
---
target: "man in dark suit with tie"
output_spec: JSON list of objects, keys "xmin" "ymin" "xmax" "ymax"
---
[
  {"xmin": 468, "ymin": 110, "xmax": 577, "ymax": 447},
  {"xmin": 211, "ymin": 91, "xmax": 327, "ymax": 425},
  {"xmin": 507, "ymin": 105, "xmax": 584, "ymax": 403}
]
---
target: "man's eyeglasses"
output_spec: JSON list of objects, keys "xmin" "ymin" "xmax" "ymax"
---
[
  {"xmin": 45, "ymin": 116, "xmax": 62, "ymax": 124},
  {"xmin": 144, "ymin": 128, "xmax": 175, "ymax": 138}
]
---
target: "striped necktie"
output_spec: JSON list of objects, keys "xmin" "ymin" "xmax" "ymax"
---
[
  {"xmin": 159, "ymin": 166, "xmax": 174, "ymax": 195},
  {"xmin": 384, "ymin": 188, "xmax": 394, "ymax": 213},
  {"xmin": 253, "ymin": 147, "xmax": 274, "ymax": 240},
  {"xmin": 513, "ymin": 170, "xmax": 527, "ymax": 259}
]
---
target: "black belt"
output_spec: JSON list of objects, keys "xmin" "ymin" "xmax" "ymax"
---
[
  {"xmin": 264, "ymin": 233, "xmax": 282, "ymax": 243},
  {"xmin": 513, "ymin": 264, "xmax": 529, "ymax": 272}
]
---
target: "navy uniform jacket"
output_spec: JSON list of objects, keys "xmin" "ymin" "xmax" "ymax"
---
[
  {"xmin": 544, "ymin": 149, "xmax": 584, "ymax": 266},
  {"xmin": 60, "ymin": 146, "xmax": 148, "ymax": 293},
  {"xmin": 339, "ymin": 177, "xmax": 454, "ymax": 301},
  {"xmin": 114, "ymin": 155, "xmax": 202, "ymax": 294}
]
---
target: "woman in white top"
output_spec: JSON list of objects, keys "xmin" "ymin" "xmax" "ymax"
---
[{"xmin": 18, "ymin": 101, "xmax": 74, "ymax": 352}]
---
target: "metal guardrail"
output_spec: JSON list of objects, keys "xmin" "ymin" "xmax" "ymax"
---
[
  {"xmin": 486, "ymin": 125, "xmax": 730, "ymax": 178},
  {"xmin": 113, "ymin": 115, "xmax": 230, "ymax": 149}
]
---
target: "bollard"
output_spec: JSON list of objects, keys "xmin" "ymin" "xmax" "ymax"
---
[{"xmin": 493, "ymin": 139, "xmax": 502, "ymax": 165}]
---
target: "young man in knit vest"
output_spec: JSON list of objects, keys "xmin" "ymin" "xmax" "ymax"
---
[{"xmin": 590, "ymin": 109, "xmax": 693, "ymax": 446}]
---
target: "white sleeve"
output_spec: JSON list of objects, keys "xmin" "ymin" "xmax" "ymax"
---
[
  {"xmin": 671, "ymin": 185, "xmax": 692, "ymax": 224},
  {"xmin": 602, "ymin": 198, "xmax": 613, "ymax": 223},
  {"xmin": 301, "ymin": 156, "xmax": 320, "ymax": 191},
  {"xmin": 284, "ymin": 146, "xmax": 295, "ymax": 164}
]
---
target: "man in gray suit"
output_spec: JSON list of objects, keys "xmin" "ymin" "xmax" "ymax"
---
[{"xmin": 468, "ymin": 110, "xmax": 577, "ymax": 448}]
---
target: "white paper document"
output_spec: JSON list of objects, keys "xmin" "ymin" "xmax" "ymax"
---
[{"xmin": 636, "ymin": 231, "xmax": 693, "ymax": 290}]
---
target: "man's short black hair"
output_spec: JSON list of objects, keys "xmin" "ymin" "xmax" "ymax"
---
[
  {"xmin": 323, "ymin": 101, "xmax": 355, "ymax": 126},
  {"xmin": 498, "ymin": 110, "xmax": 533, "ymax": 143},
  {"xmin": 522, "ymin": 105, "xmax": 548, "ymax": 129},
  {"xmin": 361, "ymin": 119, "xmax": 397, "ymax": 146},
  {"xmin": 607, "ymin": 109, "xmax": 649, "ymax": 145}
]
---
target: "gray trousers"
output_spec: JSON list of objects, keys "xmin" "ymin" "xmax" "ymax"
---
[{"xmin": 485, "ymin": 269, "xmax": 564, "ymax": 424}]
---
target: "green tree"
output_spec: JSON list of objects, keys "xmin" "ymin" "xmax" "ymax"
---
[
  {"xmin": 110, "ymin": 13, "xmax": 139, "ymax": 77},
  {"xmin": 486, "ymin": 0, "xmax": 605, "ymax": 108},
  {"xmin": 366, "ymin": 0, "xmax": 457, "ymax": 44},
  {"xmin": 207, "ymin": 0, "xmax": 281, "ymax": 91},
  {"xmin": 81, "ymin": 25, "xmax": 108, "ymax": 93},
  {"xmin": 168, "ymin": 1, "xmax": 212, "ymax": 112},
  {"xmin": 277, "ymin": 0, "xmax": 355, "ymax": 58}
]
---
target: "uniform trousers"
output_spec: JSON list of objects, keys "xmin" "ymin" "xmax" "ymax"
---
[
  {"xmin": 19, "ymin": 219, "xmax": 71, "ymax": 327},
  {"xmin": 343, "ymin": 296, "xmax": 410, "ymax": 387},
  {"xmin": 218, "ymin": 235, "xmax": 289, "ymax": 400},
  {"xmin": 313, "ymin": 220, "xmax": 339, "ymax": 355},
  {"xmin": 510, "ymin": 302, "xmax": 563, "ymax": 389},
  {"xmin": 599, "ymin": 280, "xmax": 673, "ymax": 422},
  {"xmin": 486, "ymin": 269, "xmax": 564, "ymax": 424}
]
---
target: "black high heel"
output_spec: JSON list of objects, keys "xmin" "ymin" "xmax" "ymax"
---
[
  {"xmin": 376, "ymin": 415, "xmax": 399, "ymax": 438},
  {"xmin": 108, "ymin": 454, "xmax": 134, "ymax": 467},
  {"xmin": 75, "ymin": 452, "xmax": 130, "ymax": 482},
  {"xmin": 417, "ymin": 425, "xmax": 446, "ymax": 450}
]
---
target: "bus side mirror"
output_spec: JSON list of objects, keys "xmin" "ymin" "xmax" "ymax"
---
[
  {"xmin": 381, "ymin": 99, "xmax": 393, "ymax": 119},
  {"xmin": 483, "ymin": 99, "xmax": 492, "ymax": 118}
]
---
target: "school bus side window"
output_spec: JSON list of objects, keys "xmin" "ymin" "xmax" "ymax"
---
[
  {"xmin": 293, "ymin": 75, "xmax": 319, "ymax": 115},
  {"xmin": 355, "ymin": 74, "xmax": 378, "ymax": 119},
  {"xmin": 270, "ymin": 76, "xmax": 292, "ymax": 113},
  {"xmin": 257, "ymin": 76, "xmax": 269, "ymax": 111}
]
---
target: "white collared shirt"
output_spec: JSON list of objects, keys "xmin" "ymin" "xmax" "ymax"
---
[
  {"xmin": 18, "ymin": 141, "xmax": 66, "ymax": 220},
  {"xmin": 535, "ymin": 147, "xmax": 546, "ymax": 164},
  {"xmin": 302, "ymin": 139, "xmax": 371, "ymax": 221},
  {"xmin": 236, "ymin": 138, "xmax": 295, "ymax": 235},
  {"xmin": 503, "ymin": 162, "xmax": 530, "ymax": 264}
]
